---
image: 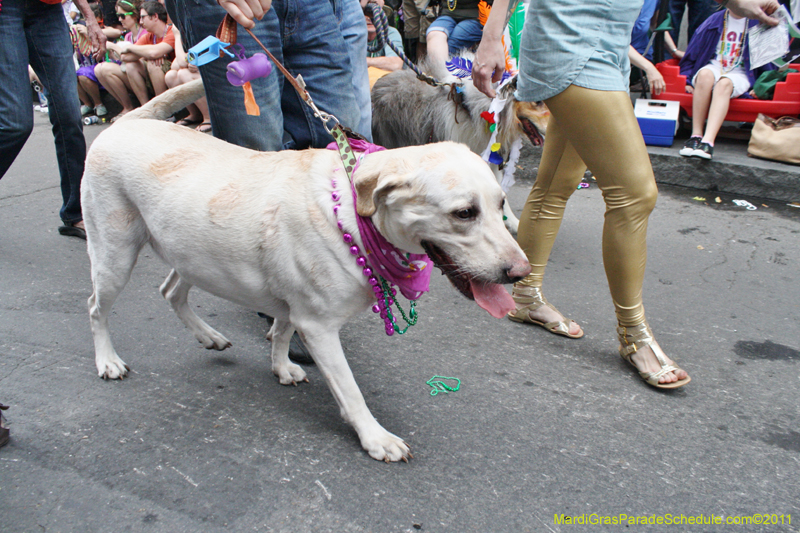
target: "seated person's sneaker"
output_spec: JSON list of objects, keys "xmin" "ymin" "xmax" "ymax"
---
[
  {"xmin": 679, "ymin": 136, "xmax": 701, "ymax": 157},
  {"xmin": 80, "ymin": 105, "xmax": 93, "ymax": 116},
  {"xmin": 695, "ymin": 141, "xmax": 713, "ymax": 160},
  {"xmin": 95, "ymin": 104, "xmax": 108, "ymax": 117}
]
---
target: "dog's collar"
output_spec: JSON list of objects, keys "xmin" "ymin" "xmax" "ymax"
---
[{"xmin": 327, "ymin": 134, "xmax": 432, "ymax": 336}]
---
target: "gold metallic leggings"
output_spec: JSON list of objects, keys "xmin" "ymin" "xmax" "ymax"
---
[{"xmin": 516, "ymin": 85, "xmax": 658, "ymax": 327}]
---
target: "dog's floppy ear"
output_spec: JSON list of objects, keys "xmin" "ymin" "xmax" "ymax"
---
[{"xmin": 353, "ymin": 155, "xmax": 413, "ymax": 217}]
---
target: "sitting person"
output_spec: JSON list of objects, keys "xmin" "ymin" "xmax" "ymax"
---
[
  {"xmin": 105, "ymin": 0, "xmax": 174, "ymax": 110},
  {"xmin": 366, "ymin": 4, "xmax": 404, "ymax": 79},
  {"xmin": 164, "ymin": 28, "xmax": 211, "ymax": 132},
  {"xmin": 678, "ymin": 7, "xmax": 774, "ymax": 159},
  {"xmin": 72, "ymin": 8, "xmax": 109, "ymax": 117},
  {"xmin": 95, "ymin": 0, "xmax": 147, "ymax": 121},
  {"xmin": 425, "ymin": 0, "xmax": 484, "ymax": 66}
]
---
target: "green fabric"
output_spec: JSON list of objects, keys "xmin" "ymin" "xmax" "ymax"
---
[{"xmin": 753, "ymin": 68, "xmax": 798, "ymax": 100}]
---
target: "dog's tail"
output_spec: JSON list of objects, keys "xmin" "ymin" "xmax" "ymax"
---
[{"xmin": 114, "ymin": 78, "xmax": 206, "ymax": 124}]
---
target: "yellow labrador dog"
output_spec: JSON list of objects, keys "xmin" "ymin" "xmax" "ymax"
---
[{"xmin": 82, "ymin": 80, "xmax": 530, "ymax": 462}]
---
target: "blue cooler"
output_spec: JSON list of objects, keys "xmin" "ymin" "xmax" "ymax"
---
[{"xmin": 634, "ymin": 99, "xmax": 680, "ymax": 147}]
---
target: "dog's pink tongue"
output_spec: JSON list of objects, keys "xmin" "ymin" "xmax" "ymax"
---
[{"xmin": 470, "ymin": 281, "xmax": 515, "ymax": 319}]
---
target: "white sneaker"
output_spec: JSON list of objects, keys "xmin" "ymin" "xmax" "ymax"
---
[
  {"xmin": 81, "ymin": 105, "xmax": 93, "ymax": 116},
  {"xmin": 95, "ymin": 104, "xmax": 107, "ymax": 116}
]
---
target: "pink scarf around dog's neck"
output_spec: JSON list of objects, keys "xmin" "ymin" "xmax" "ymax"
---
[{"xmin": 327, "ymin": 139, "xmax": 433, "ymax": 301}]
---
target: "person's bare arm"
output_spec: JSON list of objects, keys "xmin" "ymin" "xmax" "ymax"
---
[
  {"xmin": 72, "ymin": 0, "xmax": 107, "ymax": 60},
  {"xmin": 367, "ymin": 56, "xmax": 403, "ymax": 71},
  {"xmin": 664, "ymin": 32, "xmax": 684, "ymax": 60},
  {"xmin": 103, "ymin": 27, "xmax": 124, "ymax": 40},
  {"xmin": 629, "ymin": 46, "xmax": 665, "ymax": 95},
  {"xmin": 472, "ymin": 0, "xmax": 511, "ymax": 97},
  {"xmin": 117, "ymin": 40, "xmax": 174, "ymax": 61}
]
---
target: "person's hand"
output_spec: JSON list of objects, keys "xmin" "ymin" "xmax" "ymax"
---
[
  {"xmin": 725, "ymin": 0, "xmax": 780, "ymax": 26},
  {"xmin": 216, "ymin": 0, "xmax": 272, "ymax": 29},
  {"xmin": 149, "ymin": 57, "xmax": 164, "ymax": 67},
  {"xmin": 473, "ymin": 38, "xmax": 506, "ymax": 98},
  {"xmin": 645, "ymin": 65, "xmax": 665, "ymax": 96},
  {"xmin": 86, "ymin": 18, "xmax": 108, "ymax": 61},
  {"xmin": 672, "ymin": 49, "xmax": 685, "ymax": 60},
  {"xmin": 685, "ymin": 85, "xmax": 694, "ymax": 94},
  {"xmin": 116, "ymin": 40, "xmax": 131, "ymax": 54}
]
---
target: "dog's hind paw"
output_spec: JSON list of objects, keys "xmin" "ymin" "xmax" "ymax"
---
[
  {"xmin": 97, "ymin": 356, "xmax": 130, "ymax": 380},
  {"xmin": 361, "ymin": 429, "xmax": 412, "ymax": 463},
  {"xmin": 273, "ymin": 362, "xmax": 308, "ymax": 386}
]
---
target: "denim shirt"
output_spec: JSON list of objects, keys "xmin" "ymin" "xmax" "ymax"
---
[{"xmin": 516, "ymin": 0, "xmax": 644, "ymax": 102}]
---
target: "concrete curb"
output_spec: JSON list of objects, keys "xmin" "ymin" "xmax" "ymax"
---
[{"xmin": 518, "ymin": 139, "xmax": 800, "ymax": 202}]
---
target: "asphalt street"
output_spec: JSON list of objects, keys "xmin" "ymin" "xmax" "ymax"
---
[{"xmin": 1, "ymin": 113, "xmax": 799, "ymax": 533}]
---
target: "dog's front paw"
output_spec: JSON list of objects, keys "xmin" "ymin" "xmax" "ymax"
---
[
  {"xmin": 194, "ymin": 329, "xmax": 232, "ymax": 351},
  {"xmin": 272, "ymin": 362, "xmax": 308, "ymax": 386},
  {"xmin": 361, "ymin": 428, "xmax": 412, "ymax": 463},
  {"xmin": 96, "ymin": 354, "xmax": 130, "ymax": 380}
]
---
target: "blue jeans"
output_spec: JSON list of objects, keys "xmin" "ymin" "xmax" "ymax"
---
[
  {"xmin": 167, "ymin": 0, "xmax": 360, "ymax": 151},
  {"xmin": 427, "ymin": 16, "xmax": 484, "ymax": 56},
  {"xmin": 339, "ymin": 0, "xmax": 372, "ymax": 141},
  {"xmin": 0, "ymin": 0, "xmax": 86, "ymax": 223},
  {"xmin": 668, "ymin": 0, "xmax": 716, "ymax": 44}
]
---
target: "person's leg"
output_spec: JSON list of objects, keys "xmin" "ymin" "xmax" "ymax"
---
[
  {"xmin": 700, "ymin": 77, "xmax": 733, "ymax": 146},
  {"xmin": 166, "ymin": 0, "xmax": 283, "ymax": 150},
  {"xmin": 403, "ymin": 0, "xmax": 421, "ymax": 63},
  {"xmin": 425, "ymin": 16, "xmax": 456, "ymax": 67},
  {"xmin": 446, "ymin": 19, "xmax": 484, "ymax": 56},
  {"xmin": 687, "ymin": 0, "xmax": 716, "ymax": 42},
  {"xmin": 145, "ymin": 60, "xmax": 169, "ymax": 96},
  {"xmin": 26, "ymin": 1, "xmax": 87, "ymax": 226},
  {"xmin": 275, "ymin": 0, "xmax": 360, "ymax": 149},
  {"xmin": 95, "ymin": 62, "xmax": 136, "ymax": 113},
  {"xmin": 511, "ymin": 114, "xmax": 585, "ymax": 336},
  {"xmin": 544, "ymin": 85, "xmax": 688, "ymax": 385},
  {"xmin": 124, "ymin": 59, "xmax": 151, "ymax": 106},
  {"xmin": 78, "ymin": 76, "xmax": 104, "ymax": 107},
  {"xmin": 164, "ymin": 68, "xmax": 179, "ymax": 89},
  {"xmin": 0, "ymin": 0, "xmax": 35, "ymax": 180},
  {"xmin": 177, "ymin": 67, "xmax": 208, "ymax": 126},
  {"xmin": 340, "ymin": 0, "xmax": 372, "ymax": 141},
  {"xmin": 668, "ymin": 0, "xmax": 688, "ymax": 43},
  {"xmin": 690, "ymin": 68, "xmax": 716, "ymax": 138}
]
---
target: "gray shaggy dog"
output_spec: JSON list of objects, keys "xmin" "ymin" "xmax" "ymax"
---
[{"xmin": 371, "ymin": 57, "xmax": 549, "ymax": 234}]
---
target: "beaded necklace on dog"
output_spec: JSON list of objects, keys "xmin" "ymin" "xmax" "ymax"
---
[
  {"xmin": 718, "ymin": 10, "xmax": 748, "ymax": 74},
  {"xmin": 223, "ymin": 20, "xmax": 431, "ymax": 336},
  {"xmin": 327, "ymin": 128, "xmax": 433, "ymax": 336}
]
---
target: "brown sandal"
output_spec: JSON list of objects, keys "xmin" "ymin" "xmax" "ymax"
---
[{"xmin": 507, "ymin": 285, "xmax": 584, "ymax": 338}]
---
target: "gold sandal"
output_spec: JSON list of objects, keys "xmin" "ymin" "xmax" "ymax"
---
[
  {"xmin": 618, "ymin": 322, "xmax": 691, "ymax": 389},
  {"xmin": 507, "ymin": 286, "xmax": 584, "ymax": 339}
]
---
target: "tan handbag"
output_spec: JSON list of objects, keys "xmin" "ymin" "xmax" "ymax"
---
[{"xmin": 747, "ymin": 114, "xmax": 800, "ymax": 165}]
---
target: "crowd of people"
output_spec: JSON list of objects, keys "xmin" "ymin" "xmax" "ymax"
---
[{"xmin": 0, "ymin": 0, "xmax": 789, "ymax": 446}]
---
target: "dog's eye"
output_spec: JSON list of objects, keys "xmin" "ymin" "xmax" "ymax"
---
[{"xmin": 453, "ymin": 208, "xmax": 477, "ymax": 220}]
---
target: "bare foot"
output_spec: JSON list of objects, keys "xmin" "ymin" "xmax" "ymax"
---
[{"xmin": 74, "ymin": 220, "xmax": 85, "ymax": 230}]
